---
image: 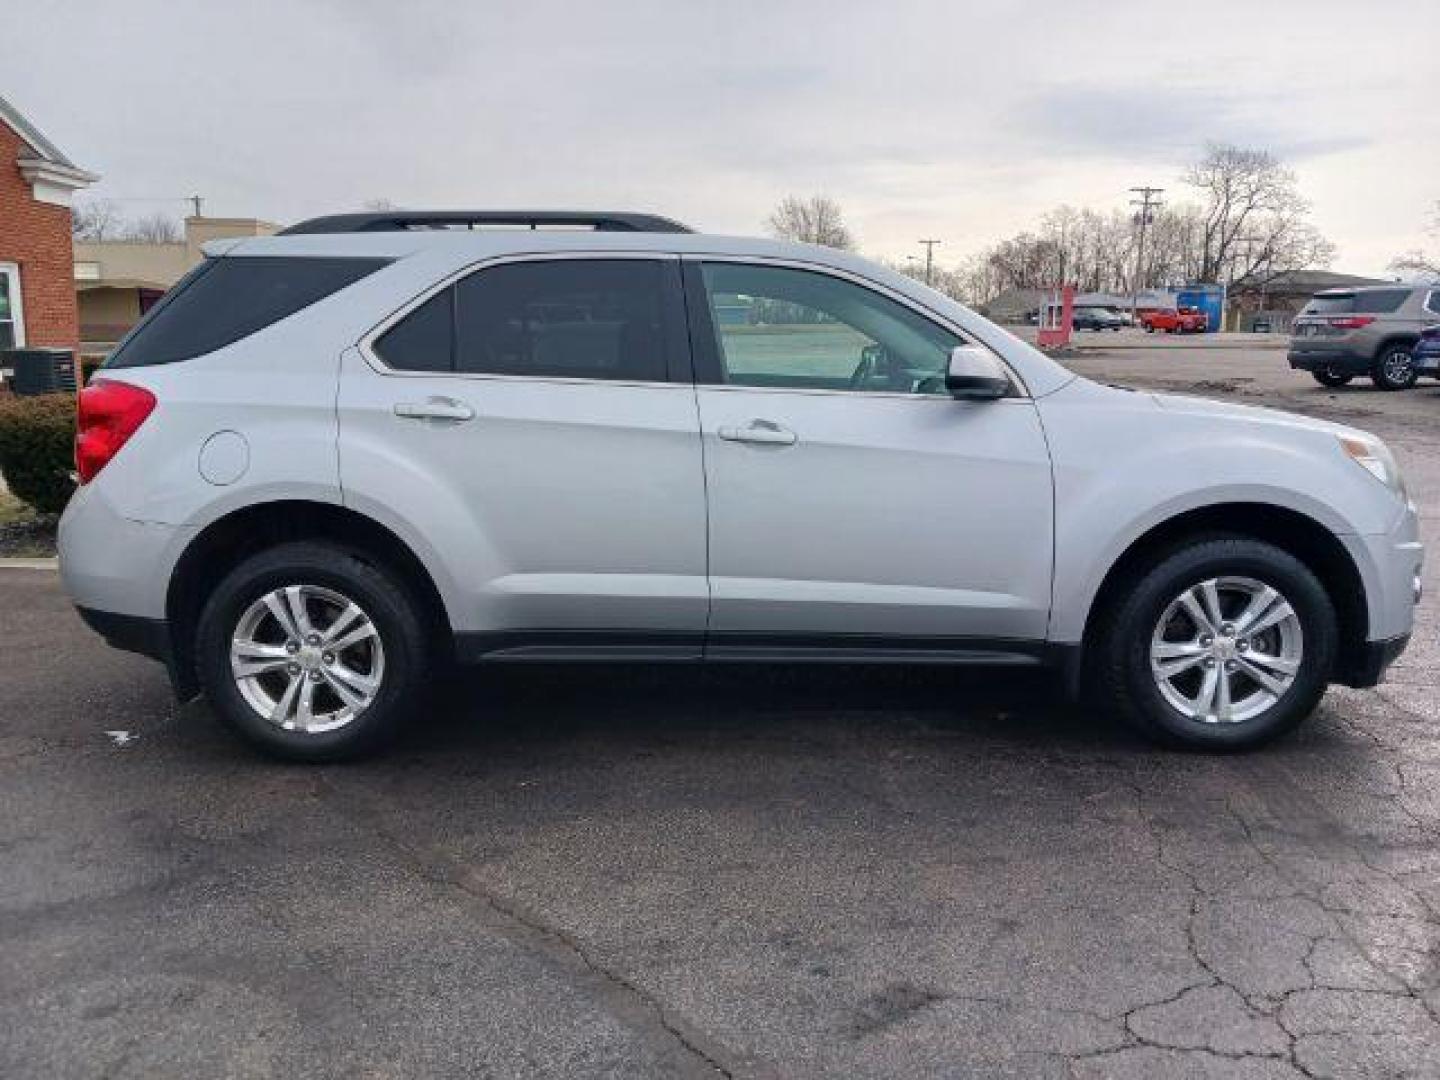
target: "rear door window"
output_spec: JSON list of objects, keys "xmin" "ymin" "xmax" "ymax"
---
[
  {"xmin": 453, "ymin": 259, "xmax": 674, "ymax": 382},
  {"xmin": 106, "ymin": 256, "xmax": 389, "ymax": 369}
]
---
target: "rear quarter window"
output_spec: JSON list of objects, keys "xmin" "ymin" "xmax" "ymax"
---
[
  {"xmin": 1300, "ymin": 289, "xmax": 1410, "ymax": 316},
  {"xmin": 1301, "ymin": 293, "xmax": 1355, "ymax": 315},
  {"xmin": 1351, "ymin": 289, "xmax": 1411, "ymax": 314},
  {"xmin": 105, "ymin": 256, "xmax": 390, "ymax": 369}
]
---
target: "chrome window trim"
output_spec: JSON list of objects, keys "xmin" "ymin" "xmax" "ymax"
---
[
  {"xmin": 682, "ymin": 252, "xmax": 1031, "ymax": 398},
  {"xmin": 356, "ymin": 251, "xmax": 683, "ymax": 384}
]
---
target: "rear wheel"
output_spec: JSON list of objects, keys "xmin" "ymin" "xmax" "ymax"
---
[
  {"xmin": 1095, "ymin": 536, "xmax": 1337, "ymax": 751},
  {"xmin": 195, "ymin": 541, "xmax": 430, "ymax": 761},
  {"xmin": 1372, "ymin": 344, "xmax": 1417, "ymax": 390},
  {"xmin": 1312, "ymin": 366, "xmax": 1354, "ymax": 388}
]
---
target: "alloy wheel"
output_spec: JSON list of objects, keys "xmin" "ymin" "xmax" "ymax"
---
[
  {"xmin": 230, "ymin": 584, "xmax": 385, "ymax": 733},
  {"xmin": 1149, "ymin": 576, "xmax": 1304, "ymax": 725},
  {"xmin": 1383, "ymin": 349, "xmax": 1414, "ymax": 385}
]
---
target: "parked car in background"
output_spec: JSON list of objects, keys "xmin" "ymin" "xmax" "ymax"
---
[
  {"xmin": 1072, "ymin": 306, "xmax": 1124, "ymax": 331},
  {"xmin": 1288, "ymin": 284, "xmax": 1440, "ymax": 390},
  {"xmin": 1142, "ymin": 306, "xmax": 1208, "ymax": 334},
  {"xmin": 59, "ymin": 209, "xmax": 1421, "ymax": 761},
  {"xmin": 1413, "ymin": 324, "xmax": 1440, "ymax": 380}
]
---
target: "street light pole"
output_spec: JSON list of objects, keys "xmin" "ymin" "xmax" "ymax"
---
[
  {"xmin": 918, "ymin": 239, "xmax": 941, "ymax": 286},
  {"xmin": 1128, "ymin": 186, "xmax": 1164, "ymax": 320}
]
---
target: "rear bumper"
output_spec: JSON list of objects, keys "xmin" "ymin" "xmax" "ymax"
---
[
  {"xmin": 75, "ymin": 605, "xmax": 195, "ymax": 698},
  {"xmin": 1288, "ymin": 346, "xmax": 1370, "ymax": 373},
  {"xmin": 76, "ymin": 606, "xmax": 172, "ymax": 664}
]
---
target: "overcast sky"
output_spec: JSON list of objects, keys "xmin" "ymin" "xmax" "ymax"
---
[{"xmin": 5, "ymin": 0, "xmax": 1436, "ymax": 275}]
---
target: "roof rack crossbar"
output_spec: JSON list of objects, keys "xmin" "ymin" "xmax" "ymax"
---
[{"xmin": 278, "ymin": 211, "xmax": 692, "ymax": 236}]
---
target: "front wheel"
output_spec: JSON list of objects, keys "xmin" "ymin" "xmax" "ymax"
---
[
  {"xmin": 1312, "ymin": 367, "xmax": 1354, "ymax": 388},
  {"xmin": 1094, "ymin": 536, "xmax": 1337, "ymax": 751},
  {"xmin": 1372, "ymin": 345, "xmax": 1417, "ymax": 390},
  {"xmin": 195, "ymin": 541, "xmax": 431, "ymax": 761}
]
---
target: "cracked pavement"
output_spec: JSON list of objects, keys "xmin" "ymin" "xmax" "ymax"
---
[{"xmin": 2, "ymin": 344, "xmax": 1438, "ymax": 1078}]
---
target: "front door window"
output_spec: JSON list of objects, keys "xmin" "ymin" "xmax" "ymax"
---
[{"xmin": 697, "ymin": 262, "xmax": 961, "ymax": 395}]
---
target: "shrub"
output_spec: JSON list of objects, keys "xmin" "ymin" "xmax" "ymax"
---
[{"xmin": 0, "ymin": 393, "xmax": 77, "ymax": 515}]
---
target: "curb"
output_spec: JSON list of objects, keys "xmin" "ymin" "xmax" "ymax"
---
[{"xmin": 0, "ymin": 557, "xmax": 59, "ymax": 570}]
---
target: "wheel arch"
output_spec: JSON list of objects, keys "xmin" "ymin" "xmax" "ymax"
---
[
  {"xmin": 1374, "ymin": 333, "xmax": 1418, "ymax": 358},
  {"xmin": 1074, "ymin": 501, "xmax": 1369, "ymax": 691},
  {"xmin": 165, "ymin": 500, "xmax": 454, "ymax": 697}
]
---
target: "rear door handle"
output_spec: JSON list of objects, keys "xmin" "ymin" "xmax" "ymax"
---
[
  {"xmin": 393, "ymin": 397, "xmax": 474, "ymax": 422},
  {"xmin": 717, "ymin": 420, "xmax": 797, "ymax": 446}
]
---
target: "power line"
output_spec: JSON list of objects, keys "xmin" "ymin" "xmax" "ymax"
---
[{"xmin": 1128, "ymin": 186, "xmax": 1164, "ymax": 317}]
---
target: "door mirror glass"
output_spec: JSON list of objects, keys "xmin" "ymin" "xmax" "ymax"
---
[{"xmin": 945, "ymin": 345, "xmax": 1010, "ymax": 400}]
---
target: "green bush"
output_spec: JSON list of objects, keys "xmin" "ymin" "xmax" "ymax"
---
[{"xmin": 0, "ymin": 393, "xmax": 77, "ymax": 515}]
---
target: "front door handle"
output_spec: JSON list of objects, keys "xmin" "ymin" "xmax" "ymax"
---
[
  {"xmin": 393, "ymin": 397, "xmax": 475, "ymax": 422},
  {"xmin": 717, "ymin": 420, "xmax": 798, "ymax": 446}
]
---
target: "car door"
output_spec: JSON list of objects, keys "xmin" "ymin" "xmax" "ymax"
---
[
  {"xmin": 338, "ymin": 254, "xmax": 709, "ymax": 658},
  {"xmin": 684, "ymin": 258, "xmax": 1054, "ymax": 653}
]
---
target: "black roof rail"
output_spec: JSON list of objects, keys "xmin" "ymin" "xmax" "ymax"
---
[{"xmin": 278, "ymin": 210, "xmax": 692, "ymax": 236}]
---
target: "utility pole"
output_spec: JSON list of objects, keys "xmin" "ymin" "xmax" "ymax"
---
[
  {"xmin": 918, "ymin": 239, "xmax": 941, "ymax": 286},
  {"xmin": 1128, "ymin": 186, "xmax": 1164, "ymax": 320},
  {"xmin": 189, "ymin": 194, "xmax": 204, "ymax": 218}
]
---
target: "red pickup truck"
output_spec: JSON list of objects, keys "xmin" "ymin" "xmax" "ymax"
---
[{"xmin": 1142, "ymin": 306, "xmax": 1208, "ymax": 334}]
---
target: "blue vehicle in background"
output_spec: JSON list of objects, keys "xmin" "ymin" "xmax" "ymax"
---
[{"xmin": 1414, "ymin": 324, "xmax": 1440, "ymax": 378}]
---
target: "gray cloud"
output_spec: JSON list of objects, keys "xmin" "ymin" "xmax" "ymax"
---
[{"xmin": 1, "ymin": 0, "xmax": 1433, "ymax": 273}]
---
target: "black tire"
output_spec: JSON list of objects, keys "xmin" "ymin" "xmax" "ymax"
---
[
  {"xmin": 1371, "ymin": 344, "xmax": 1417, "ymax": 390},
  {"xmin": 1093, "ymin": 535, "xmax": 1337, "ymax": 751},
  {"xmin": 1312, "ymin": 367, "xmax": 1354, "ymax": 388},
  {"xmin": 195, "ymin": 541, "xmax": 430, "ymax": 761}
]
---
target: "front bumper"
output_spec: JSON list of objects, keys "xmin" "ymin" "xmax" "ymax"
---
[
  {"xmin": 1413, "ymin": 343, "xmax": 1440, "ymax": 375},
  {"xmin": 1343, "ymin": 633, "xmax": 1412, "ymax": 689},
  {"xmin": 1336, "ymin": 501, "xmax": 1423, "ymax": 686}
]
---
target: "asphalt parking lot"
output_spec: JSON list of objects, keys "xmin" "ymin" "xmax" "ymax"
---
[{"xmin": 3, "ymin": 339, "xmax": 1438, "ymax": 1079}]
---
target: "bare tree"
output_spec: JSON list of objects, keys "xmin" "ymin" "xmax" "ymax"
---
[
  {"xmin": 72, "ymin": 201, "xmax": 184, "ymax": 243},
  {"xmin": 71, "ymin": 199, "xmax": 125, "ymax": 241},
  {"xmin": 1388, "ymin": 201, "xmax": 1440, "ymax": 281},
  {"xmin": 1182, "ymin": 143, "xmax": 1333, "ymax": 286},
  {"xmin": 767, "ymin": 195, "xmax": 854, "ymax": 250},
  {"xmin": 124, "ymin": 212, "xmax": 183, "ymax": 243}
]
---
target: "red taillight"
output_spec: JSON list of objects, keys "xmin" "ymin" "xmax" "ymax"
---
[
  {"xmin": 75, "ymin": 380, "xmax": 156, "ymax": 484},
  {"xmin": 1327, "ymin": 315, "xmax": 1375, "ymax": 330}
]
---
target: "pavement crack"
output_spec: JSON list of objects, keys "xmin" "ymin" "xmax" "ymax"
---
[{"xmin": 315, "ymin": 774, "xmax": 745, "ymax": 1078}]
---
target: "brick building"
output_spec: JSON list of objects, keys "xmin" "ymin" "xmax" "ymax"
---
[{"xmin": 0, "ymin": 94, "xmax": 97, "ymax": 360}]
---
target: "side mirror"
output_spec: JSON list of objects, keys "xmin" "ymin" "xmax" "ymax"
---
[{"xmin": 945, "ymin": 345, "xmax": 1010, "ymax": 401}]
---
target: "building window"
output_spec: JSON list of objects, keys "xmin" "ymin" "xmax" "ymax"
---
[{"xmin": 0, "ymin": 263, "xmax": 24, "ymax": 349}]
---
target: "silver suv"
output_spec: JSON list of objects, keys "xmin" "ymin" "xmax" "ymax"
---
[
  {"xmin": 1288, "ymin": 284, "xmax": 1440, "ymax": 390},
  {"xmin": 59, "ymin": 210, "xmax": 1423, "ymax": 760}
]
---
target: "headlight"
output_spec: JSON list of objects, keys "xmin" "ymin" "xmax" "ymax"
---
[{"xmin": 1339, "ymin": 435, "xmax": 1407, "ymax": 499}]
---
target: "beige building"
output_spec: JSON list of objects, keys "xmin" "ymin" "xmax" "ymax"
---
[{"xmin": 74, "ymin": 216, "xmax": 275, "ymax": 360}]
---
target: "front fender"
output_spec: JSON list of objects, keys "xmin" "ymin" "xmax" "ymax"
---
[{"xmin": 1039, "ymin": 380, "xmax": 1398, "ymax": 643}]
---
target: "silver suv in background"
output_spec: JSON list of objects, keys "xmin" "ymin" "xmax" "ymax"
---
[
  {"xmin": 1288, "ymin": 284, "xmax": 1440, "ymax": 390},
  {"xmin": 58, "ymin": 210, "xmax": 1423, "ymax": 761}
]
